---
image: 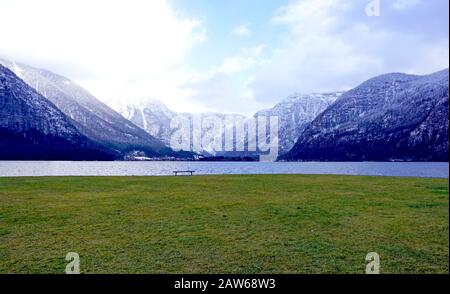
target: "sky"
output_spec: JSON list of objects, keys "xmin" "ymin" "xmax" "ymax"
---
[{"xmin": 0, "ymin": 0, "xmax": 448, "ymax": 115}]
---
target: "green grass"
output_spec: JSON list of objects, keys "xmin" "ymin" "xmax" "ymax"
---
[{"xmin": 0, "ymin": 175, "xmax": 448, "ymax": 274}]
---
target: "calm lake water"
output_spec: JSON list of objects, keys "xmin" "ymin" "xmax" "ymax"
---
[{"xmin": 0, "ymin": 161, "xmax": 448, "ymax": 178}]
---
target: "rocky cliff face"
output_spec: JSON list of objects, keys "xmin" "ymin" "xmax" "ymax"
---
[
  {"xmin": 0, "ymin": 58, "xmax": 182, "ymax": 159},
  {"xmin": 255, "ymin": 92, "xmax": 341, "ymax": 154},
  {"xmin": 109, "ymin": 99, "xmax": 177, "ymax": 147},
  {"xmin": 111, "ymin": 92, "xmax": 340, "ymax": 156},
  {"xmin": 282, "ymin": 69, "xmax": 449, "ymax": 161},
  {"xmin": 0, "ymin": 64, "xmax": 114, "ymax": 160}
]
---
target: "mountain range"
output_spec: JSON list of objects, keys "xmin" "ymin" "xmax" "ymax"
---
[
  {"xmin": 109, "ymin": 92, "xmax": 341, "ymax": 155},
  {"xmin": 282, "ymin": 69, "xmax": 449, "ymax": 161},
  {"xmin": 1, "ymin": 57, "xmax": 448, "ymax": 161},
  {"xmin": 0, "ymin": 64, "xmax": 114, "ymax": 160},
  {"xmin": 255, "ymin": 92, "xmax": 342, "ymax": 154},
  {"xmin": 0, "ymin": 58, "xmax": 191, "ymax": 160}
]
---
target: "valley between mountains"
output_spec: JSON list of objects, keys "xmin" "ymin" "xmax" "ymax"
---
[{"xmin": 1, "ymin": 58, "xmax": 448, "ymax": 161}]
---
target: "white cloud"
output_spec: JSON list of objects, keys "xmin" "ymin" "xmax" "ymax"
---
[
  {"xmin": 179, "ymin": 45, "xmax": 268, "ymax": 115},
  {"xmin": 0, "ymin": 0, "xmax": 447, "ymax": 115},
  {"xmin": 218, "ymin": 45, "xmax": 266, "ymax": 74},
  {"xmin": 392, "ymin": 0, "xmax": 422, "ymax": 10},
  {"xmin": 180, "ymin": 73, "xmax": 264, "ymax": 115},
  {"xmin": 0, "ymin": 0, "xmax": 205, "ymax": 107},
  {"xmin": 232, "ymin": 23, "xmax": 252, "ymax": 37},
  {"xmin": 249, "ymin": 0, "xmax": 449, "ymax": 103}
]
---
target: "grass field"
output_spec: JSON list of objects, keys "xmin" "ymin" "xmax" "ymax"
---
[{"xmin": 0, "ymin": 175, "xmax": 448, "ymax": 274}]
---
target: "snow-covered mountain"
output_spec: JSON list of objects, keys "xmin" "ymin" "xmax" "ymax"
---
[
  {"xmin": 111, "ymin": 99, "xmax": 249, "ymax": 155},
  {"xmin": 282, "ymin": 69, "xmax": 449, "ymax": 161},
  {"xmin": 0, "ymin": 58, "xmax": 184, "ymax": 159},
  {"xmin": 110, "ymin": 92, "xmax": 340, "ymax": 156},
  {"xmin": 0, "ymin": 64, "xmax": 114, "ymax": 160},
  {"xmin": 255, "ymin": 92, "xmax": 342, "ymax": 153},
  {"xmin": 109, "ymin": 99, "xmax": 177, "ymax": 146}
]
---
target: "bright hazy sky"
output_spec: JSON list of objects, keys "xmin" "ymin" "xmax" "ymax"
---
[{"xmin": 0, "ymin": 0, "xmax": 448, "ymax": 115}]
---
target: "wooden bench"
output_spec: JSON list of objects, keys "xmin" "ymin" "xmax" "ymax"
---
[{"xmin": 173, "ymin": 170, "xmax": 195, "ymax": 176}]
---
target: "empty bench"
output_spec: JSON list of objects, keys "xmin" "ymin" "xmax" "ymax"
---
[{"xmin": 173, "ymin": 170, "xmax": 195, "ymax": 176}]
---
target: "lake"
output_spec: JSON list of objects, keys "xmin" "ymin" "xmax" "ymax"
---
[{"xmin": 0, "ymin": 161, "xmax": 448, "ymax": 178}]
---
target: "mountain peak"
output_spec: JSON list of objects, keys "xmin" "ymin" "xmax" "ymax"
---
[
  {"xmin": 283, "ymin": 69, "xmax": 449, "ymax": 161},
  {"xmin": 1, "ymin": 64, "xmax": 115, "ymax": 160},
  {"xmin": 0, "ymin": 58, "xmax": 189, "ymax": 159}
]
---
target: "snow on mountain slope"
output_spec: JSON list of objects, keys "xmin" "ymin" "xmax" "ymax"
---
[
  {"xmin": 110, "ymin": 98, "xmax": 248, "ymax": 155},
  {"xmin": 255, "ymin": 92, "xmax": 342, "ymax": 153},
  {"xmin": 109, "ymin": 93, "xmax": 340, "ymax": 155},
  {"xmin": 282, "ymin": 69, "xmax": 449, "ymax": 161},
  {"xmin": 0, "ymin": 58, "xmax": 179, "ymax": 158},
  {"xmin": 109, "ymin": 99, "xmax": 177, "ymax": 145},
  {"xmin": 0, "ymin": 64, "xmax": 114, "ymax": 160}
]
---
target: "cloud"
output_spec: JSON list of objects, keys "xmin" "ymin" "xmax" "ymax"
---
[
  {"xmin": 181, "ymin": 72, "xmax": 263, "ymax": 115},
  {"xmin": 0, "ymin": 0, "xmax": 447, "ymax": 115},
  {"xmin": 232, "ymin": 23, "xmax": 252, "ymax": 37},
  {"xmin": 392, "ymin": 0, "xmax": 422, "ymax": 10},
  {"xmin": 179, "ymin": 45, "xmax": 268, "ymax": 114},
  {"xmin": 218, "ymin": 45, "xmax": 266, "ymax": 74},
  {"xmin": 249, "ymin": 0, "xmax": 449, "ymax": 103},
  {"xmin": 0, "ymin": 0, "xmax": 205, "ymax": 104}
]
